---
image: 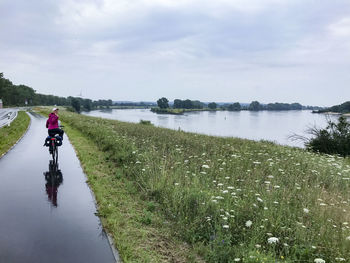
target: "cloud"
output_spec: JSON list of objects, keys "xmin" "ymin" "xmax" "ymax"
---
[{"xmin": 1, "ymin": 0, "xmax": 350, "ymax": 105}]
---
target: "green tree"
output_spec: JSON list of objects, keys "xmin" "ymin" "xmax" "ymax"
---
[
  {"xmin": 71, "ymin": 98, "xmax": 81, "ymax": 112},
  {"xmin": 248, "ymin": 101, "xmax": 263, "ymax": 111},
  {"xmin": 228, "ymin": 102, "xmax": 241, "ymax": 111},
  {"xmin": 82, "ymin": 99, "xmax": 92, "ymax": 111},
  {"xmin": 157, "ymin": 97, "xmax": 169, "ymax": 109},
  {"xmin": 174, "ymin": 99, "xmax": 183, "ymax": 109},
  {"xmin": 208, "ymin": 102, "xmax": 217, "ymax": 109}
]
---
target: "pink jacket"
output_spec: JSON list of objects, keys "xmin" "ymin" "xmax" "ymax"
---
[{"xmin": 46, "ymin": 113, "xmax": 59, "ymax": 130}]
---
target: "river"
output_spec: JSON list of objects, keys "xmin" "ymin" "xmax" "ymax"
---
[{"xmin": 82, "ymin": 109, "xmax": 336, "ymax": 147}]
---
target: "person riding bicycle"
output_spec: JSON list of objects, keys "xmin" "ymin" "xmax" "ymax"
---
[{"xmin": 46, "ymin": 108, "xmax": 64, "ymax": 140}]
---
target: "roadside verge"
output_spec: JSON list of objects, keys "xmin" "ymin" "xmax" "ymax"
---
[{"xmin": 0, "ymin": 111, "xmax": 31, "ymax": 158}]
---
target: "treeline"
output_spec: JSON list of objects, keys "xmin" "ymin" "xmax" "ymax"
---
[
  {"xmin": 157, "ymin": 97, "xmax": 311, "ymax": 111},
  {"xmin": 316, "ymin": 101, "xmax": 350, "ymax": 114},
  {"xmin": 0, "ymin": 73, "xmax": 112, "ymax": 111},
  {"xmin": 173, "ymin": 99, "xmax": 205, "ymax": 109}
]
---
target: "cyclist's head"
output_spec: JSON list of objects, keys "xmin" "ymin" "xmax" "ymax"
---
[{"xmin": 52, "ymin": 108, "xmax": 59, "ymax": 112}]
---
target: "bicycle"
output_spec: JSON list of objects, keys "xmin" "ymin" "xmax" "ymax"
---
[{"xmin": 44, "ymin": 126, "xmax": 64, "ymax": 164}]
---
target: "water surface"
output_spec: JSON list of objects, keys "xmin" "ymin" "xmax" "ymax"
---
[{"xmin": 83, "ymin": 109, "xmax": 334, "ymax": 147}]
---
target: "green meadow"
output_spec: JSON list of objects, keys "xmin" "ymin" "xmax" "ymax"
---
[
  {"xmin": 0, "ymin": 111, "xmax": 30, "ymax": 157},
  {"xmin": 38, "ymin": 108, "xmax": 350, "ymax": 263}
]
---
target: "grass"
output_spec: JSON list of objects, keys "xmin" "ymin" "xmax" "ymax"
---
[
  {"xmin": 0, "ymin": 111, "xmax": 30, "ymax": 157},
  {"xmin": 37, "ymin": 107, "xmax": 350, "ymax": 262}
]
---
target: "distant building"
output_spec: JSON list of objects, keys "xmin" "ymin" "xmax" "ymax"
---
[{"xmin": 0, "ymin": 99, "xmax": 3, "ymax": 108}]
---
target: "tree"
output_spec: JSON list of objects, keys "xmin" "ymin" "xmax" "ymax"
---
[
  {"xmin": 71, "ymin": 98, "xmax": 81, "ymax": 112},
  {"xmin": 208, "ymin": 102, "xmax": 217, "ymax": 109},
  {"xmin": 157, "ymin": 97, "xmax": 169, "ymax": 109},
  {"xmin": 248, "ymin": 101, "xmax": 263, "ymax": 111},
  {"xmin": 228, "ymin": 102, "xmax": 241, "ymax": 111},
  {"xmin": 82, "ymin": 99, "xmax": 92, "ymax": 111},
  {"xmin": 174, "ymin": 99, "xmax": 183, "ymax": 109}
]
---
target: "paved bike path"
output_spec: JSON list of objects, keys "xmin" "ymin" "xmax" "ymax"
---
[{"xmin": 0, "ymin": 112, "xmax": 117, "ymax": 263}]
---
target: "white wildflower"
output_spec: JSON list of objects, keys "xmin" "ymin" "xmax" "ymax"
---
[
  {"xmin": 335, "ymin": 258, "xmax": 345, "ymax": 261},
  {"xmin": 267, "ymin": 237, "xmax": 279, "ymax": 244},
  {"xmin": 257, "ymin": 197, "xmax": 263, "ymax": 202},
  {"xmin": 314, "ymin": 259, "xmax": 325, "ymax": 263},
  {"xmin": 303, "ymin": 208, "xmax": 310, "ymax": 214},
  {"xmin": 245, "ymin": 220, "xmax": 252, "ymax": 228},
  {"xmin": 223, "ymin": 225, "xmax": 229, "ymax": 229},
  {"xmin": 234, "ymin": 258, "xmax": 241, "ymax": 262},
  {"xmin": 202, "ymin": 164, "xmax": 210, "ymax": 169}
]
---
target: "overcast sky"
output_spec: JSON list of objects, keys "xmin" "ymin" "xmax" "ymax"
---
[{"xmin": 1, "ymin": 0, "xmax": 349, "ymax": 106}]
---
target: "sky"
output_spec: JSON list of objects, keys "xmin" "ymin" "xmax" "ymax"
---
[{"xmin": 0, "ymin": 0, "xmax": 350, "ymax": 106}]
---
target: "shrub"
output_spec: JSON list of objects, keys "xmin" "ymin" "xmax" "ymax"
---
[{"xmin": 306, "ymin": 116, "xmax": 350, "ymax": 156}]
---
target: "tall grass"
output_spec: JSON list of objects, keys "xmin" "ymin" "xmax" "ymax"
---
[{"xmin": 40, "ymin": 109, "xmax": 350, "ymax": 262}]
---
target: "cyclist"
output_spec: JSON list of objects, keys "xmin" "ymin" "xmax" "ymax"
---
[{"xmin": 46, "ymin": 108, "xmax": 64, "ymax": 140}]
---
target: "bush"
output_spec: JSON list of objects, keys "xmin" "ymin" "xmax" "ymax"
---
[
  {"xmin": 139, "ymin": 119, "xmax": 152, "ymax": 125},
  {"xmin": 306, "ymin": 116, "xmax": 350, "ymax": 156}
]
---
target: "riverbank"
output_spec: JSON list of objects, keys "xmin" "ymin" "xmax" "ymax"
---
[
  {"xmin": 0, "ymin": 111, "xmax": 30, "ymax": 158},
  {"xmin": 36, "ymin": 107, "xmax": 350, "ymax": 262}
]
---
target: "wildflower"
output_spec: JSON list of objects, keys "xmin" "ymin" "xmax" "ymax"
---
[
  {"xmin": 257, "ymin": 197, "xmax": 263, "ymax": 202},
  {"xmin": 267, "ymin": 237, "xmax": 279, "ymax": 244},
  {"xmin": 174, "ymin": 183, "xmax": 179, "ymax": 186},
  {"xmin": 202, "ymin": 164, "xmax": 210, "ymax": 169},
  {"xmin": 255, "ymin": 244, "xmax": 261, "ymax": 248},
  {"xmin": 314, "ymin": 259, "xmax": 325, "ymax": 263},
  {"xmin": 335, "ymin": 258, "xmax": 345, "ymax": 261},
  {"xmin": 303, "ymin": 208, "xmax": 310, "ymax": 214},
  {"xmin": 223, "ymin": 225, "xmax": 229, "ymax": 229},
  {"xmin": 234, "ymin": 258, "xmax": 241, "ymax": 262},
  {"xmin": 245, "ymin": 220, "xmax": 252, "ymax": 227},
  {"xmin": 346, "ymin": 236, "xmax": 350, "ymax": 241}
]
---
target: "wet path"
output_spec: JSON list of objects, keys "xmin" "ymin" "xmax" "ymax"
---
[{"xmin": 0, "ymin": 112, "xmax": 117, "ymax": 262}]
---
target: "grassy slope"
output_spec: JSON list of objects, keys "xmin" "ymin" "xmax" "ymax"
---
[
  {"xmin": 0, "ymin": 111, "xmax": 30, "ymax": 157},
  {"xmin": 37, "ymin": 108, "xmax": 350, "ymax": 262}
]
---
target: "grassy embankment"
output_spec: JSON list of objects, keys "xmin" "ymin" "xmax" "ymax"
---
[
  {"xmin": 37, "ymin": 108, "xmax": 350, "ymax": 262},
  {"xmin": 0, "ymin": 111, "xmax": 30, "ymax": 157}
]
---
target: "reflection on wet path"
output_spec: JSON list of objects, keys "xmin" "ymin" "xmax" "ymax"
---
[
  {"xmin": 0, "ymin": 112, "xmax": 116, "ymax": 262},
  {"xmin": 44, "ymin": 161, "xmax": 63, "ymax": 207}
]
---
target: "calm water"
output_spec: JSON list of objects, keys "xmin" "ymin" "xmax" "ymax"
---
[{"xmin": 82, "ymin": 109, "xmax": 336, "ymax": 147}]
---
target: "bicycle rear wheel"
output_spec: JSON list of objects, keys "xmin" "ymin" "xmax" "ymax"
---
[{"xmin": 51, "ymin": 144, "xmax": 58, "ymax": 164}]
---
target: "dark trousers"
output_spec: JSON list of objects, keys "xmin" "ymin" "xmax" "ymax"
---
[{"xmin": 48, "ymin": 128, "xmax": 64, "ymax": 139}]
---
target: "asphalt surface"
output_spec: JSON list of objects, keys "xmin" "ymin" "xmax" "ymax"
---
[
  {"xmin": 0, "ymin": 108, "xmax": 18, "ymax": 128},
  {"xmin": 0, "ymin": 112, "xmax": 117, "ymax": 263}
]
